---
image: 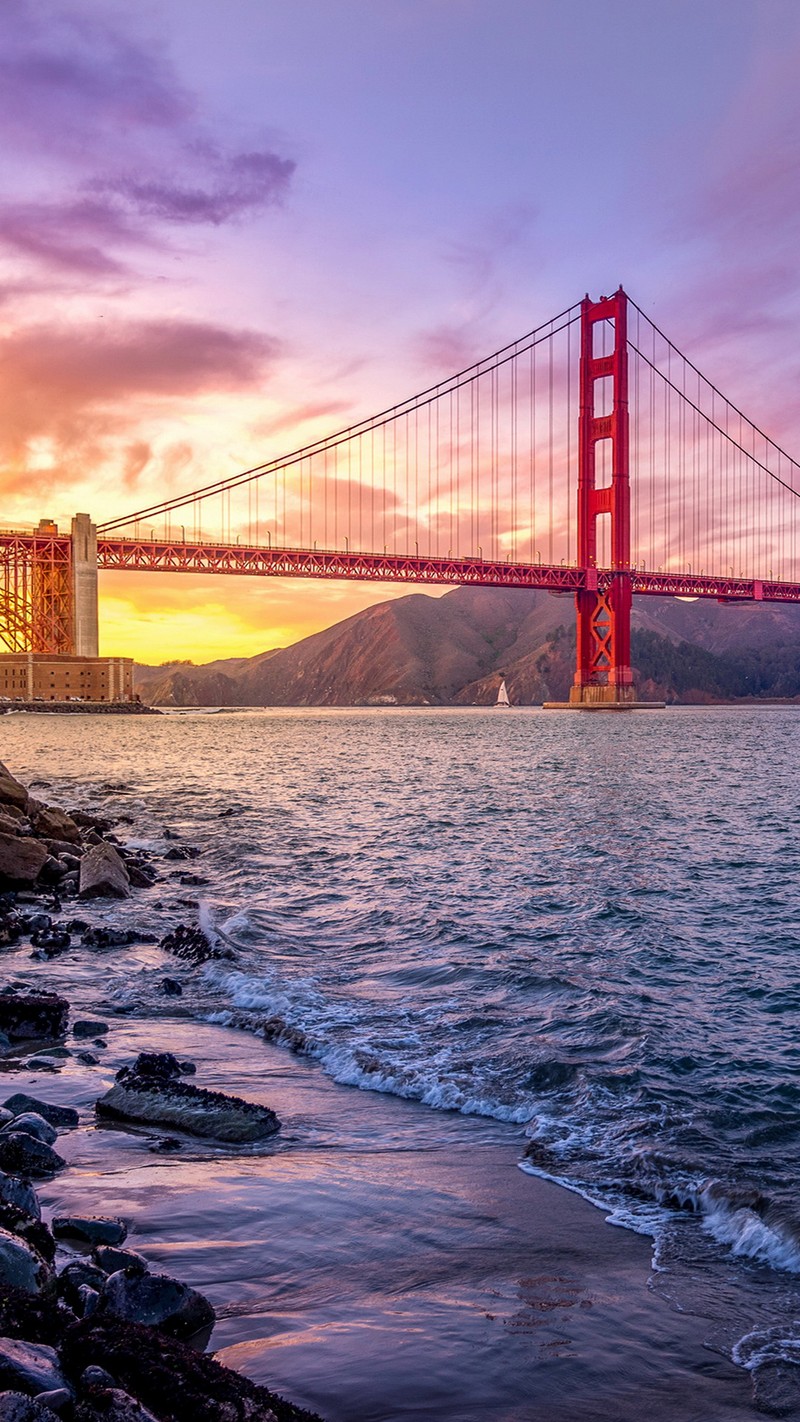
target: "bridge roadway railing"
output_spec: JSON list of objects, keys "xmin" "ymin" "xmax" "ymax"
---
[
  {"xmin": 94, "ymin": 535, "xmax": 800, "ymax": 603},
  {"xmin": 1, "ymin": 529, "xmax": 800, "ymax": 607}
]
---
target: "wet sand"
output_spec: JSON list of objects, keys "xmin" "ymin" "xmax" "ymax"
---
[{"xmin": 25, "ymin": 1010, "xmax": 754, "ymax": 1421}]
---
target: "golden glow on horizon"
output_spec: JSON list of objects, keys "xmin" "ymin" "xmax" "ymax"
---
[{"xmin": 97, "ymin": 575, "xmax": 448, "ymax": 664}]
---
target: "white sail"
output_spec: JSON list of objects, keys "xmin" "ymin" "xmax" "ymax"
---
[{"xmin": 495, "ymin": 678, "xmax": 511, "ymax": 707}]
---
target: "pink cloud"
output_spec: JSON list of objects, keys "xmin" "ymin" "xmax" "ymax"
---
[{"xmin": 0, "ymin": 318, "xmax": 281, "ymax": 493}]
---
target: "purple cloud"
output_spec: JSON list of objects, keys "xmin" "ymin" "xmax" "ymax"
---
[
  {"xmin": 0, "ymin": 3, "xmax": 191, "ymax": 155},
  {"xmin": 0, "ymin": 3, "xmax": 295, "ymax": 287},
  {"xmin": 0, "ymin": 198, "xmax": 146, "ymax": 275},
  {"xmin": 104, "ymin": 148, "xmax": 295, "ymax": 227}
]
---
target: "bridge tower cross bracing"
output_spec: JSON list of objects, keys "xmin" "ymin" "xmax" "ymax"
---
[{"xmin": 570, "ymin": 286, "xmax": 636, "ymax": 707}]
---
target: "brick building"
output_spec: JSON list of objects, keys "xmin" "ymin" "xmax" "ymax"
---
[{"xmin": 0, "ymin": 654, "xmax": 134, "ymax": 703}]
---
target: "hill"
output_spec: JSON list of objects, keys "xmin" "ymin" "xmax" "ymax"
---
[{"xmin": 134, "ymin": 586, "xmax": 800, "ymax": 707}]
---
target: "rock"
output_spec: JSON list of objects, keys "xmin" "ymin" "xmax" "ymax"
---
[
  {"xmin": 30, "ymin": 1394, "xmax": 70, "ymax": 1417},
  {"xmin": 96, "ymin": 1075, "xmax": 280, "ymax": 1143},
  {"xmin": 0, "ymin": 1115, "xmax": 56, "ymax": 1147},
  {"xmin": 16, "ymin": 916, "xmax": 50, "ymax": 936},
  {"xmin": 36, "ymin": 860, "xmax": 65, "ymax": 887},
  {"xmin": 163, "ymin": 846, "xmax": 200, "ymax": 862},
  {"xmin": 0, "ymin": 1395, "xmax": 62, "ymax": 1420},
  {"xmin": 0, "ymin": 840, "xmax": 48, "ymax": 890},
  {"xmin": 0, "ymin": 1136, "xmax": 64, "ymax": 1180},
  {"xmin": 148, "ymin": 1138, "xmax": 181, "ymax": 1154},
  {"xmin": 0, "ymin": 1207, "xmax": 54, "ymax": 1268},
  {"xmin": 29, "ymin": 807, "xmax": 80, "ymax": 844},
  {"xmin": 75, "ymin": 1286, "xmax": 99, "ymax": 1319},
  {"xmin": 29, "ymin": 929, "xmax": 70, "ymax": 955},
  {"xmin": 116, "ymin": 1054, "xmax": 189, "ymax": 1084},
  {"xmin": 157, "ymin": 979, "xmax": 182, "ymax": 997},
  {"xmin": 0, "ymin": 1339, "xmax": 67, "ymax": 1398},
  {"xmin": 0, "ymin": 818, "xmax": 21, "ymax": 840},
  {"xmin": 125, "ymin": 864, "xmax": 157, "ymax": 890},
  {"xmin": 21, "ymin": 1064, "xmax": 58, "ymax": 1076},
  {"xmin": 99, "ymin": 1271, "xmax": 214, "ymax": 1340},
  {"xmin": 79, "ymin": 1367, "xmax": 116, "ymax": 1389},
  {"xmin": 0, "ymin": 1175, "xmax": 39, "ymax": 1222},
  {"xmin": 75, "ymin": 1054, "xmax": 98, "ymax": 1066},
  {"xmin": 74, "ymin": 1388, "xmax": 160, "ymax": 1422},
  {"xmin": 73, "ymin": 1022, "xmax": 109, "ymax": 1040},
  {"xmin": 0, "ymin": 916, "xmax": 21, "ymax": 950},
  {"xmin": 0, "ymin": 1230, "xmax": 50, "ymax": 1293},
  {"xmin": 80, "ymin": 928, "xmax": 133, "ymax": 949},
  {"xmin": 57, "ymin": 1261, "xmax": 107, "ymax": 1311},
  {"xmin": 159, "ymin": 924, "xmax": 232, "ymax": 964},
  {"xmin": 0, "ymin": 767, "xmax": 29, "ymax": 813},
  {"xmin": 61, "ymin": 1316, "xmax": 302, "ymax": 1422},
  {"xmin": 2, "ymin": 1098, "xmax": 77, "ymax": 1130},
  {"xmin": 93, "ymin": 1247, "xmax": 147, "ymax": 1277},
  {"xmin": 0, "ymin": 995, "xmax": 68, "ymax": 1044},
  {"xmin": 52, "ymin": 1217, "xmax": 127, "ymax": 1248},
  {"xmin": 78, "ymin": 845, "xmax": 130, "ymax": 901},
  {"xmin": 43, "ymin": 839, "xmax": 81, "ymax": 860},
  {"xmin": 68, "ymin": 810, "xmax": 113, "ymax": 833}
]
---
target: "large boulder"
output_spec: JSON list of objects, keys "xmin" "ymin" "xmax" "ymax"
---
[
  {"xmin": 29, "ymin": 807, "xmax": 80, "ymax": 844},
  {"xmin": 79, "ymin": 843, "xmax": 130, "ymax": 901},
  {"xmin": 0, "ymin": 1135, "xmax": 64, "ymax": 1181},
  {"xmin": 96, "ymin": 1074, "xmax": 280, "ymax": 1143},
  {"xmin": 0, "ymin": 1338, "xmax": 67, "ymax": 1398},
  {"xmin": 0, "ymin": 1115, "xmax": 55, "ymax": 1147},
  {"xmin": 0, "ymin": 1230, "xmax": 50, "ymax": 1294},
  {"xmin": 0, "ymin": 767, "xmax": 29, "ymax": 814},
  {"xmin": 2, "ymin": 1097, "xmax": 77, "ymax": 1130},
  {"xmin": 0, "ymin": 1175, "xmax": 39, "ymax": 1223},
  {"xmin": 0, "ymin": 839, "xmax": 47, "ymax": 889},
  {"xmin": 52, "ymin": 1217, "xmax": 126, "ymax": 1248},
  {"xmin": 0, "ymin": 995, "xmax": 68, "ymax": 1044},
  {"xmin": 99, "ymin": 1271, "xmax": 213, "ymax": 1341}
]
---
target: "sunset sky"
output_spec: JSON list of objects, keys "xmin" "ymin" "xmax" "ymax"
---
[{"xmin": 3, "ymin": 0, "xmax": 800, "ymax": 662}]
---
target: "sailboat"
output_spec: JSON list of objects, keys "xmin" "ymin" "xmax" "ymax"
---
[{"xmin": 495, "ymin": 677, "xmax": 511, "ymax": 708}]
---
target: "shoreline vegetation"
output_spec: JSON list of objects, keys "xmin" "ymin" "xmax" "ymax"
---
[{"xmin": 0, "ymin": 759, "xmax": 320, "ymax": 1421}]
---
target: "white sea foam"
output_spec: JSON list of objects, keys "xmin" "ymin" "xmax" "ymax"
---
[
  {"xmin": 733, "ymin": 1323, "xmax": 800, "ymax": 1370},
  {"xmin": 700, "ymin": 1188, "xmax": 800, "ymax": 1274},
  {"xmin": 202, "ymin": 963, "xmax": 534, "ymax": 1124}
]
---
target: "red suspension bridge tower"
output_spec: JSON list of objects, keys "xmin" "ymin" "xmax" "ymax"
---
[{"xmin": 565, "ymin": 287, "xmax": 641, "ymax": 707}]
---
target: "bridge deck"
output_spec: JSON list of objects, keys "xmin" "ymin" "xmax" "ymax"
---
[{"xmin": 1, "ymin": 533, "xmax": 798, "ymax": 604}]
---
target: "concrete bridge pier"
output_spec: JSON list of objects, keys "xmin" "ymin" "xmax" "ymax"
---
[{"xmin": 71, "ymin": 513, "xmax": 98, "ymax": 657}]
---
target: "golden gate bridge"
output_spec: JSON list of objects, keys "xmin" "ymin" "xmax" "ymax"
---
[{"xmin": 3, "ymin": 287, "xmax": 800, "ymax": 706}]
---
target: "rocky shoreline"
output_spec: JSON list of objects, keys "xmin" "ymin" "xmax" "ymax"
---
[
  {"xmin": 0, "ymin": 761, "xmax": 323, "ymax": 1422},
  {"xmin": 0, "ymin": 707, "xmax": 160, "ymax": 718}
]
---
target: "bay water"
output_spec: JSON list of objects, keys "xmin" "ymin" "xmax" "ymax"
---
[{"xmin": 5, "ymin": 705, "xmax": 800, "ymax": 1416}]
